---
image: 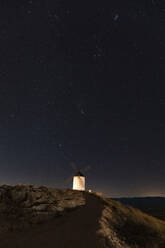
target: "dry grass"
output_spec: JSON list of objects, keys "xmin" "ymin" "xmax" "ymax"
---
[{"xmin": 99, "ymin": 196, "xmax": 165, "ymax": 248}]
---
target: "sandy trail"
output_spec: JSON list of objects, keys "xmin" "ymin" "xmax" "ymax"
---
[{"xmin": 0, "ymin": 193, "xmax": 105, "ymax": 248}]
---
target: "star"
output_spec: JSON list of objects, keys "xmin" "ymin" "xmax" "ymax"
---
[
  {"xmin": 80, "ymin": 108, "xmax": 85, "ymax": 115},
  {"xmin": 10, "ymin": 113, "xmax": 16, "ymax": 120},
  {"xmin": 113, "ymin": 14, "xmax": 119, "ymax": 22},
  {"xmin": 27, "ymin": 10, "xmax": 32, "ymax": 15}
]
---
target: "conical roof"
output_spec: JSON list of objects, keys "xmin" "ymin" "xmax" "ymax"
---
[{"xmin": 74, "ymin": 171, "xmax": 84, "ymax": 177}]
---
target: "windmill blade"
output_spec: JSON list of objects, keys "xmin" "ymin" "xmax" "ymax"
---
[
  {"xmin": 71, "ymin": 162, "xmax": 78, "ymax": 171},
  {"xmin": 65, "ymin": 176, "xmax": 73, "ymax": 183},
  {"xmin": 80, "ymin": 165, "xmax": 91, "ymax": 173}
]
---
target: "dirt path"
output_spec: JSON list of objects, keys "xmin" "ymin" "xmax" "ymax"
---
[{"xmin": 0, "ymin": 193, "xmax": 105, "ymax": 248}]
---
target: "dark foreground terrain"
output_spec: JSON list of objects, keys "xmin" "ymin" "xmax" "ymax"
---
[{"xmin": 0, "ymin": 185, "xmax": 165, "ymax": 248}]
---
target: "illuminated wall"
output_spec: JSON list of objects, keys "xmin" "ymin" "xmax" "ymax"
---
[{"xmin": 73, "ymin": 176, "xmax": 85, "ymax": 191}]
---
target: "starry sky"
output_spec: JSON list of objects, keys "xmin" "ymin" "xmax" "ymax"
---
[{"xmin": 0, "ymin": 0, "xmax": 164, "ymax": 197}]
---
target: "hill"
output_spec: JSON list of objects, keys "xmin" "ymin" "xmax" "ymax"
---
[
  {"xmin": 0, "ymin": 185, "xmax": 165, "ymax": 248},
  {"xmin": 113, "ymin": 197, "xmax": 165, "ymax": 221}
]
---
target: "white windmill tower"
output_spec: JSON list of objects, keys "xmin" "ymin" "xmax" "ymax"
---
[{"xmin": 66, "ymin": 163, "xmax": 91, "ymax": 191}]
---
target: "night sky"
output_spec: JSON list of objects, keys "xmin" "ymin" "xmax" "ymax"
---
[{"xmin": 0, "ymin": 0, "xmax": 164, "ymax": 197}]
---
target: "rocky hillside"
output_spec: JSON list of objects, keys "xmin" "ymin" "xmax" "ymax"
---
[
  {"xmin": 113, "ymin": 197, "xmax": 165, "ymax": 221},
  {"xmin": 0, "ymin": 185, "xmax": 165, "ymax": 248},
  {"xmin": 0, "ymin": 184, "xmax": 85, "ymax": 232}
]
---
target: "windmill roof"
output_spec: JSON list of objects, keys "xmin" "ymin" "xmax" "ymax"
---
[{"xmin": 74, "ymin": 171, "xmax": 84, "ymax": 177}]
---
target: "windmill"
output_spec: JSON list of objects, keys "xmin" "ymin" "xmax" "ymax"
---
[{"xmin": 66, "ymin": 162, "xmax": 91, "ymax": 191}]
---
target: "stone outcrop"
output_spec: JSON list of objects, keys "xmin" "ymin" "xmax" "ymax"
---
[{"xmin": 0, "ymin": 185, "xmax": 85, "ymax": 232}]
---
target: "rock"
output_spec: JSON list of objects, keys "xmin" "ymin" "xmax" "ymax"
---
[{"xmin": 0, "ymin": 185, "xmax": 85, "ymax": 231}]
